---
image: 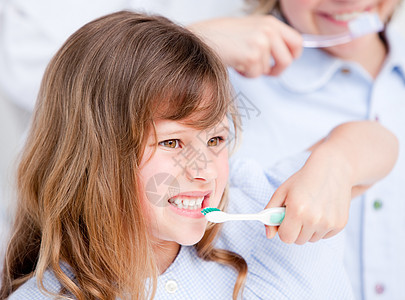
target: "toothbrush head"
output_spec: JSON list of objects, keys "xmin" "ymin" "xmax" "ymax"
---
[
  {"xmin": 349, "ymin": 13, "xmax": 384, "ymax": 38},
  {"xmin": 201, "ymin": 207, "xmax": 225, "ymax": 223},
  {"xmin": 201, "ymin": 207, "xmax": 220, "ymax": 216}
]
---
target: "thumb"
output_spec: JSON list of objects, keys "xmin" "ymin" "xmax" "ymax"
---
[
  {"xmin": 266, "ymin": 184, "xmax": 287, "ymax": 209},
  {"xmin": 379, "ymin": 0, "xmax": 398, "ymax": 22},
  {"xmin": 265, "ymin": 185, "xmax": 287, "ymax": 239}
]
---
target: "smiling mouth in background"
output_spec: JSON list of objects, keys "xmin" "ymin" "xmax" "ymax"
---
[{"xmin": 319, "ymin": 7, "xmax": 372, "ymax": 25}]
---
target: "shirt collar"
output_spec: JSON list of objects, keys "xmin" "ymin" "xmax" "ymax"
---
[
  {"xmin": 384, "ymin": 25, "xmax": 405, "ymax": 83},
  {"xmin": 278, "ymin": 48, "xmax": 344, "ymax": 93}
]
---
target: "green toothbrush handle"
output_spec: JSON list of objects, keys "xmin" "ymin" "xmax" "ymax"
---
[{"xmin": 269, "ymin": 211, "xmax": 285, "ymax": 225}]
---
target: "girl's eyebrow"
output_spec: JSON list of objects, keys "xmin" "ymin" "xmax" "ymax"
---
[
  {"xmin": 207, "ymin": 124, "xmax": 230, "ymax": 135},
  {"xmin": 216, "ymin": 125, "xmax": 230, "ymax": 133}
]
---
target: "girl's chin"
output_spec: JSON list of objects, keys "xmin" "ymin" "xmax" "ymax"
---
[{"xmin": 176, "ymin": 230, "xmax": 206, "ymax": 246}]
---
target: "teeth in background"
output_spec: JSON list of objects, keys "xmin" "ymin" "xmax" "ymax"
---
[{"xmin": 333, "ymin": 11, "xmax": 362, "ymax": 21}]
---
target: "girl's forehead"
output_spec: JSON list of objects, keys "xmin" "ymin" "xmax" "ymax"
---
[{"xmin": 153, "ymin": 116, "xmax": 229, "ymax": 135}]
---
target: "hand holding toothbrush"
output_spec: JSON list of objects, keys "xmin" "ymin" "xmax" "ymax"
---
[
  {"xmin": 265, "ymin": 122, "xmax": 398, "ymax": 244},
  {"xmin": 188, "ymin": 15, "xmax": 303, "ymax": 78},
  {"xmin": 189, "ymin": 11, "xmax": 385, "ymax": 78},
  {"xmin": 264, "ymin": 151, "xmax": 353, "ymax": 244},
  {"xmin": 202, "ymin": 122, "xmax": 398, "ymax": 245}
]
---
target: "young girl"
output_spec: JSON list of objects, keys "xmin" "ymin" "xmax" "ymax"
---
[
  {"xmin": 230, "ymin": 0, "xmax": 405, "ymax": 298},
  {"xmin": 0, "ymin": 11, "xmax": 398, "ymax": 300}
]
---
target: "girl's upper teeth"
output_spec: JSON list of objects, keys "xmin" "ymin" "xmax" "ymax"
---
[{"xmin": 169, "ymin": 196, "xmax": 204, "ymax": 209}]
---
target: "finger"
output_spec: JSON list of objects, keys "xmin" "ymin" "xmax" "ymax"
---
[
  {"xmin": 308, "ymin": 231, "xmax": 326, "ymax": 243},
  {"xmin": 264, "ymin": 179, "xmax": 288, "ymax": 238},
  {"xmin": 262, "ymin": 50, "xmax": 271, "ymax": 75},
  {"xmin": 239, "ymin": 59, "xmax": 264, "ymax": 78},
  {"xmin": 277, "ymin": 22, "xmax": 303, "ymax": 59},
  {"xmin": 238, "ymin": 37, "xmax": 269, "ymax": 77},
  {"xmin": 265, "ymin": 225, "xmax": 279, "ymax": 239},
  {"xmin": 261, "ymin": 15, "xmax": 302, "ymax": 59},
  {"xmin": 277, "ymin": 209, "xmax": 302, "ymax": 244},
  {"xmin": 264, "ymin": 185, "xmax": 286, "ymax": 239},
  {"xmin": 235, "ymin": 64, "xmax": 247, "ymax": 77},
  {"xmin": 268, "ymin": 35, "xmax": 295, "ymax": 76},
  {"xmin": 295, "ymin": 226, "xmax": 317, "ymax": 245},
  {"xmin": 323, "ymin": 228, "xmax": 340, "ymax": 239},
  {"xmin": 265, "ymin": 184, "xmax": 287, "ymax": 209},
  {"xmin": 378, "ymin": 0, "xmax": 399, "ymax": 22},
  {"xmin": 238, "ymin": 47, "xmax": 270, "ymax": 78}
]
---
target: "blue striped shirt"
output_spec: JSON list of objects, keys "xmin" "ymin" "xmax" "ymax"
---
[
  {"xmin": 230, "ymin": 25, "xmax": 405, "ymax": 300},
  {"xmin": 10, "ymin": 152, "xmax": 354, "ymax": 299}
]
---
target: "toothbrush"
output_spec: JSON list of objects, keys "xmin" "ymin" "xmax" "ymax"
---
[
  {"xmin": 302, "ymin": 12, "xmax": 384, "ymax": 48},
  {"xmin": 201, "ymin": 207, "xmax": 285, "ymax": 226}
]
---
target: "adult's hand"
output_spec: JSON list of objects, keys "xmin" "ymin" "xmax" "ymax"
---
[{"xmin": 188, "ymin": 15, "xmax": 303, "ymax": 77}]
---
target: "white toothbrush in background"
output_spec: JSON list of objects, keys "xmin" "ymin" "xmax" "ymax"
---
[
  {"xmin": 201, "ymin": 207, "xmax": 286, "ymax": 226},
  {"xmin": 302, "ymin": 13, "xmax": 384, "ymax": 48}
]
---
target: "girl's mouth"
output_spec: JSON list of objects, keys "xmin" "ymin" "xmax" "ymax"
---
[
  {"xmin": 167, "ymin": 193, "xmax": 211, "ymax": 218},
  {"xmin": 169, "ymin": 196, "xmax": 205, "ymax": 210}
]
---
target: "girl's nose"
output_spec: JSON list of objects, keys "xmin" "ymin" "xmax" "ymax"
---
[{"xmin": 184, "ymin": 152, "xmax": 217, "ymax": 182}]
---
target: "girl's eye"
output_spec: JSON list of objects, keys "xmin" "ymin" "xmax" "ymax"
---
[
  {"xmin": 159, "ymin": 139, "xmax": 180, "ymax": 149},
  {"xmin": 207, "ymin": 136, "xmax": 223, "ymax": 147}
]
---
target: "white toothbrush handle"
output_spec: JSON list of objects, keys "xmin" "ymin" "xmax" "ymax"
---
[
  {"xmin": 224, "ymin": 213, "xmax": 263, "ymax": 222},
  {"xmin": 302, "ymin": 33, "xmax": 352, "ymax": 48},
  {"xmin": 225, "ymin": 207, "xmax": 285, "ymax": 225},
  {"xmin": 203, "ymin": 208, "xmax": 285, "ymax": 225}
]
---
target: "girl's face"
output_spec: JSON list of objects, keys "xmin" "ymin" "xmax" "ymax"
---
[{"xmin": 139, "ymin": 117, "xmax": 230, "ymax": 247}]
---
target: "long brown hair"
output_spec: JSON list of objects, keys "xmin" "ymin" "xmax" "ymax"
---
[{"xmin": 0, "ymin": 11, "xmax": 246, "ymax": 300}]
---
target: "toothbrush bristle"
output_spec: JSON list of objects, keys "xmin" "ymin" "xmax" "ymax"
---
[
  {"xmin": 201, "ymin": 207, "xmax": 221, "ymax": 215},
  {"xmin": 349, "ymin": 13, "xmax": 384, "ymax": 37}
]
